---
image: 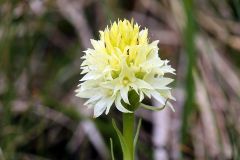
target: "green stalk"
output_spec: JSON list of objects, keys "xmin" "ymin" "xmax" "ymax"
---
[
  {"xmin": 181, "ymin": 0, "xmax": 196, "ymax": 145},
  {"xmin": 123, "ymin": 113, "xmax": 134, "ymax": 160}
]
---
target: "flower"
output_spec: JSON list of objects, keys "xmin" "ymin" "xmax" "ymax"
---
[{"xmin": 76, "ymin": 19, "xmax": 175, "ymax": 117}]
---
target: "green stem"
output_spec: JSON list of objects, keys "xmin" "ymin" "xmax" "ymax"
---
[{"xmin": 123, "ymin": 113, "xmax": 134, "ymax": 160}]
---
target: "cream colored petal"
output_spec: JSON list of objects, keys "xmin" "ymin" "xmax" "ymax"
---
[
  {"xmin": 167, "ymin": 101, "xmax": 175, "ymax": 112},
  {"xmin": 139, "ymin": 90, "xmax": 144, "ymax": 101},
  {"xmin": 142, "ymin": 89, "xmax": 151, "ymax": 98},
  {"xmin": 130, "ymin": 83, "xmax": 139, "ymax": 94},
  {"xmin": 115, "ymin": 93, "xmax": 132, "ymax": 113},
  {"xmin": 105, "ymin": 98, "xmax": 115, "ymax": 115},
  {"xmin": 120, "ymin": 87, "xmax": 130, "ymax": 104},
  {"xmin": 75, "ymin": 89, "xmax": 96, "ymax": 98},
  {"xmin": 135, "ymin": 79, "xmax": 153, "ymax": 89},
  {"xmin": 151, "ymin": 90, "xmax": 166, "ymax": 105},
  {"xmin": 80, "ymin": 72, "xmax": 100, "ymax": 81},
  {"xmin": 90, "ymin": 39, "xmax": 105, "ymax": 51},
  {"xmin": 84, "ymin": 94, "xmax": 102, "ymax": 105},
  {"xmin": 119, "ymin": 60, "xmax": 135, "ymax": 81},
  {"xmin": 160, "ymin": 65, "xmax": 176, "ymax": 74},
  {"xmin": 94, "ymin": 100, "xmax": 108, "ymax": 117},
  {"xmin": 76, "ymin": 19, "xmax": 176, "ymax": 117},
  {"xmin": 145, "ymin": 77, "xmax": 173, "ymax": 90},
  {"xmin": 138, "ymin": 29, "xmax": 148, "ymax": 44},
  {"xmin": 158, "ymin": 90, "xmax": 176, "ymax": 101}
]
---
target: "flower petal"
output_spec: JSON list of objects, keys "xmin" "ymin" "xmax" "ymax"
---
[
  {"xmin": 76, "ymin": 19, "xmax": 176, "ymax": 116},
  {"xmin": 80, "ymin": 72, "xmax": 101, "ymax": 81},
  {"xmin": 167, "ymin": 101, "xmax": 175, "ymax": 112},
  {"xmin": 135, "ymin": 79, "xmax": 153, "ymax": 89},
  {"xmin": 115, "ymin": 94, "xmax": 132, "ymax": 113},
  {"xmin": 84, "ymin": 94, "xmax": 102, "ymax": 105},
  {"xmin": 94, "ymin": 99, "xmax": 108, "ymax": 117},
  {"xmin": 151, "ymin": 91, "xmax": 166, "ymax": 105},
  {"xmin": 105, "ymin": 98, "xmax": 115, "ymax": 115},
  {"xmin": 120, "ymin": 87, "xmax": 130, "ymax": 104},
  {"xmin": 145, "ymin": 77, "xmax": 173, "ymax": 90},
  {"xmin": 158, "ymin": 90, "xmax": 176, "ymax": 101},
  {"xmin": 139, "ymin": 91, "xmax": 144, "ymax": 101}
]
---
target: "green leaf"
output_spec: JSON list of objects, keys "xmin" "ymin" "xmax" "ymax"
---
[
  {"xmin": 140, "ymin": 103, "xmax": 165, "ymax": 111},
  {"xmin": 110, "ymin": 138, "xmax": 115, "ymax": 160},
  {"xmin": 140, "ymin": 99, "xmax": 168, "ymax": 111},
  {"xmin": 122, "ymin": 90, "xmax": 140, "ymax": 111},
  {"xmin": 112, "ymin": 119, "xmax": 130, "ymax": 159},
  {"xmin": 134, "ymin": 118, "xmax": 142, "ymax": 151}
]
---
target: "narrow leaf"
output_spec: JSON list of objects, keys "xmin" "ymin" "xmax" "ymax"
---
[
  {"xmin": 140, "ymin": 99, "xmax": 168, "ymax": 111},
  {"xmin": 110, "ymin": 138, "xmax": 115, "ymax": 160},
  {"xmin": 112, "ymin": 119, "xmax": 130, "ymax": 159},
  {"xmin": 134, "ymin": 118, "xmax": 142, "ymax": 150}
]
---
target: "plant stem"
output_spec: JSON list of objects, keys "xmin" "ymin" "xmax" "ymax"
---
[
  {"xmin": 181, "ymin": 0, "xmax": 196, "ymax": 145},
  {"xmin": 123, "ymin": 113, "xmax": 134, "ymax": 160}
]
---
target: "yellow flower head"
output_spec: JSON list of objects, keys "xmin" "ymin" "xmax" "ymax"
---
[{"xmin": 76, "ymin": 19, "xmax": 175, "ymax": 117}]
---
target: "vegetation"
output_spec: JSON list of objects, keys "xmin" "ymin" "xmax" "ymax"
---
[{"xmin": 0, "ymin": 0, "xmax": 240, "ymax": 159}]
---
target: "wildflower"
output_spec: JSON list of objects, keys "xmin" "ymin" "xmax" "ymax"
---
[{"xmin": 76, "ymin": 19, "xmax": 175, "ymax": 117}]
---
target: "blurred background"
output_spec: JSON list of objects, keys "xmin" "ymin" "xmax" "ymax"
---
[{"xmin": 0, "ymin": 0, "xmax": 240, "ymax": 159}]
